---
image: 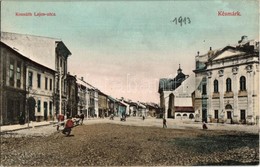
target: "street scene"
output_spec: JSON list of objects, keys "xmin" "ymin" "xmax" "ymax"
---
[
  {"xmin": 0, "ymin": 0, "xmax": 259, "ymax": 166},
  {"xmin": 1, "ymin": 117, "xmax": 259, "ymax": 166}
]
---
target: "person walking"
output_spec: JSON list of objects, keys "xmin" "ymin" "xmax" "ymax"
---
[
  {"xmin": 163, "ymin": 118, "xmax": 167, "ymax": 128},
  {"xmin": 202, "ymin": 121, "xmax": 208, "ymax": 130},
  {"xmin": 80, "ymin": 112, "xmax": 85, "ymax": 125}
]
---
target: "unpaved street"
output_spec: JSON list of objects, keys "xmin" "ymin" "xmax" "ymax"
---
[{"xmin": 1, "ymin": 123, "xmax": 259, "ymax": 166}]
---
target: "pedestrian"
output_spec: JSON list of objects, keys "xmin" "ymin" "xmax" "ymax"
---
[
  {"xmin": 202, "ymin": 121, "xmax": 208, "ymax": 130},
  {"xmin": 142, "ymin": 115, "xmax": 145, "ymax": 120},
  {"xmin": 80, "ymin": 112, "xmax": 85, "ymax": 125},
  {"xmin": 110, "ymin": 113, "xmax": 114, "ymax": 120},
  {"xmin": 163, "ymin": 118, "xmax": 167, "ymax": 128}
]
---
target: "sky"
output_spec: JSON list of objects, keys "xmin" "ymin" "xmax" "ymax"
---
[{"xmin": 1, "ymin": 0, "xmax": 259, "ymax": 103}]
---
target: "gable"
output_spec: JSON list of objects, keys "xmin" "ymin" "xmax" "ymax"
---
[{"xmin": 212, "ymin": 47, "xmax": 245, "ymax": 61}]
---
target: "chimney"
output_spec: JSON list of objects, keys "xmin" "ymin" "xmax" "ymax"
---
[
  {"xmin": 197, "ymin": 51, "xmax": 200, "ymax": 56},
  {"xmin": 68, "ymin": 72, "xmax": 70, "ymax": 75},
  {"xmin": 81, "ymin": 77, "xmax": 84, "ymax": 81},
  {"xmin": 210, "ymin": 47, "xmax": 212, "ymax": 51}
]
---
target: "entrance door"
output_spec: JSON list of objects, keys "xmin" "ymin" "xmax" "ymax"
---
[
  {"xmin": 240, "ymin": 110, "xmax": 246, "ymax": 124},
  {"xmin": 7, "ymin": 99, "xmax": 14, "ymax": 124},
  {"xmin": 202, "ymin": 109, "xmax": 207, "ymax": 123},
  {"xmin": 227, "ymin": 111, "xmax": 232, "ymax": 119},
  {"xmin": 44, "ymin": 102, "xmax": 48, "ymax": 121},
  {"xmin": 227, "ymin": 111, "xmax": 232, "ymax": 124}
]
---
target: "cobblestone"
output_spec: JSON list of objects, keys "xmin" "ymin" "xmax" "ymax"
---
[{"xmin": 1, "ymin": 120, "xmax": 259, "ymax": 166}]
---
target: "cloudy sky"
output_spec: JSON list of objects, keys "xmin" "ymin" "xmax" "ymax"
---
[{"xmin": 1, "ymin": 0, "xmax": 258, "ymax": 103}]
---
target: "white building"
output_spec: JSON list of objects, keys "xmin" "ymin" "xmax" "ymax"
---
[
  {"xmin": 194, "ymin": 36, "xmax": 259, "ymax": 124},
  {"xmin": 158, "ymin": 66, "xmax": 189, "ymax": 119}
]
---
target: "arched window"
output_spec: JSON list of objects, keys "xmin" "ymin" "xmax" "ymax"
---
[
  {"xmin": 176, "ymin": 114, "xmax": 181, "ymax": 116},
  {"xmin": 183, "ymin": 114, "xmax": 187, "ymax": 117},
  {"xmin": 226, "ymin": 78, "xmax": 232, "ymax": 92},
  {"xmin": 240, "ymin": 76, "xmax": 246, "ymax": 91},
  {"xmin": 213, "ymin": 80, "xmax": 218, "ymax": 93}
]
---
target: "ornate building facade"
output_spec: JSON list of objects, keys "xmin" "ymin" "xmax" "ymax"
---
[{"xmin": 194, "ymin": 37, "xmax": 259, "ymax": 124}]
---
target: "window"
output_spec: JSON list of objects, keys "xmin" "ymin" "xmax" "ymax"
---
[
  {"xmin": 213, "ymin": 80, "xmax": 218, "ymax": 93},
  {"xmin": 16, "ymin": 62, "xmax": 21, "ymax": 88},
  {"xmin": 37, "ymin": 100, "xmax": 41, "ymax": 112},
  {"xmin": 214, "ymin": 110, "xmax": 218, "ymax": 119},
  {"xmin": 37, "ymin": 74, "xmax": 41, "ymax": 88},
  {"xmin": 28, "ymin": 71, "xmax": 33, "ymax": 87},
  {"xmin": 9, "ymin": 58, "xmax": 14, "ymax": 86},
  {"xmin": 226, "ymin": 78, "xmax": 232, "ymax": 92},
  {"xmin": 202, "ymin": 84, "xmax": 207, "ymax": 95},
  {"xmin": 240, "ymin": 76, "xmax": 246, "ymax": 91},
  {"xmin": 50, "ymin": 79, "xmax": 52, "ymax": 91},
  {"xmin": 45, "ymin": 77, "xmax": 48, "ymax": 90}
]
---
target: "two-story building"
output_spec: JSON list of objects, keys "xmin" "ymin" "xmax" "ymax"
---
[
  {"xmin": 0, "ymin": 42, "xmax": 27, "ymax": 125},
  {"xmin": 1, "ymin": 32, "xmax": 71, "ymax": 123}
]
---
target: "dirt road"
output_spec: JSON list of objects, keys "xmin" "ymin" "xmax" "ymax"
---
[{"xmin": 1, "ymin": 123, "xmax": 259, "ymax": 166}]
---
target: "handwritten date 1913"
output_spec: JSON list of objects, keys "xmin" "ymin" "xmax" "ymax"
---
[{"xmin": 171, "ymin": 16, "xmax": 191, "ymax": 26}]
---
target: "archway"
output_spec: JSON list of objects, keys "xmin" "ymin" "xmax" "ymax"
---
[
  {"xmin": 225, "ymin": 104, "xmax": 233, "ymax": 124},
  {"xmin": 27, "ymin": 97, "xmax": 36, "ymax": 121},
  {"xmin": 189, "ymin": 114, "xmax": 194, "ymax": 119}
]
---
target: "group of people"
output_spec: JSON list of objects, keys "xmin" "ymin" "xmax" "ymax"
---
[{"xmin": 57, "ymin": 112, "xmax": 85, "ymax": 136}]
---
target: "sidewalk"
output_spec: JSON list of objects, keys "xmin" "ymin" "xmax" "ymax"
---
[{"xmin": 0, "ymin": 121, "xmax": 53, "ymax": 134}]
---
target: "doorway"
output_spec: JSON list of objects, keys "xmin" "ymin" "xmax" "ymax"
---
[
  {"xmin": 240, "ymin": 110, "xmax": 246, "ymax": 124},
  {"xmin": 44, "ymin": 102, "xmax": 48, "ymax": 121},
  {"xmin": 202, "ymin": 109, "xmax": 207, "ymax": 123},
  {"xmin": 27, "ymin": 97, "xmax": 36, "ymax": 121}
]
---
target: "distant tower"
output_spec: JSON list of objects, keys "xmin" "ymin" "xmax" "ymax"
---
[{"xmin": 177, "ymin": 64, "xmax": 182, "ymax": 74}]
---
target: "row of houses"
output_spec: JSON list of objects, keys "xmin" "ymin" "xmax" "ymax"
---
[
  {"xmin": 159, "ymin": 36, "xmax": 259, "ymax": 125},
  {"xmin": 0, "ymin": 32, "xmax": 159, "ymax": 125}
]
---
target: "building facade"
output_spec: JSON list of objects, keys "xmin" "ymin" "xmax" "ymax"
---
[
  {"xmin": 194, "ymin": 37, "xmax": 259, "ymax": 124},
  {"xmin": 1, "ymin": 32, "xmax": 71, "ymax": 124},
  {"xmin": 26, "ymin": 60, "xmax": 56, "ymax": 122},
  {"xmin": 0, "ymin": 42, "xmax": 27, "ymax": 125},
  {"xmin": 66, "ymin": 74, "xmax": 78, "ymax": 117},
  {"xmin": 158, "ymin": 65, "xmax": 189, "ymax": 118}
]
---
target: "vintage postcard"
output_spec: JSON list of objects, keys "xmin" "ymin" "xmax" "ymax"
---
[{"xmin": 0, "ymin": 0, "xmax": 259, "ymax": 166}]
